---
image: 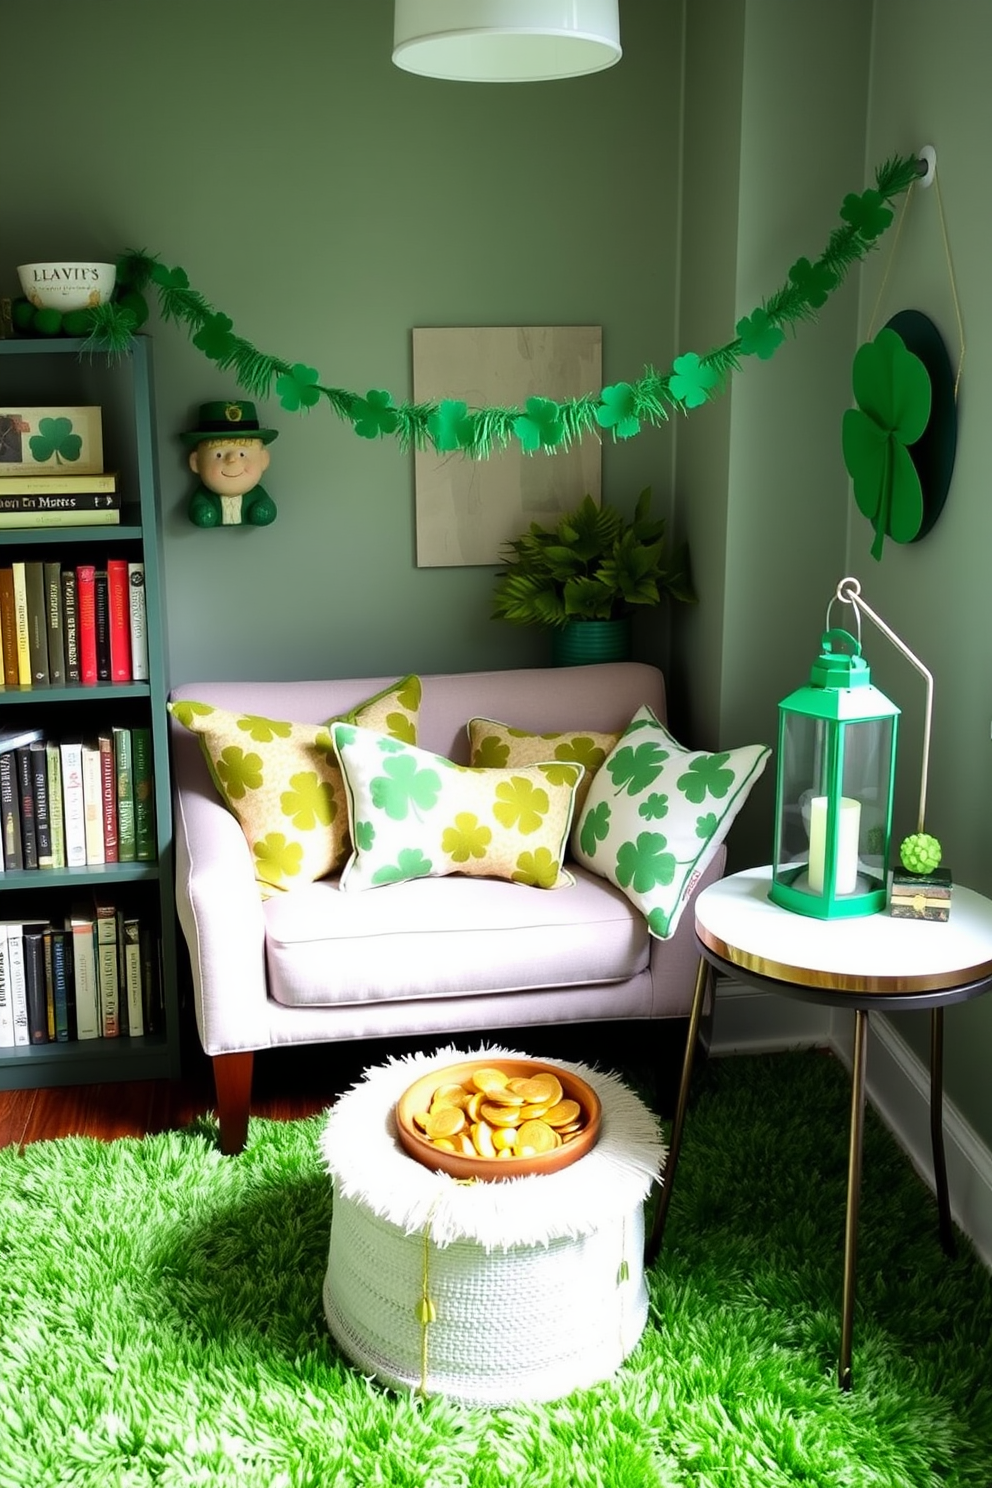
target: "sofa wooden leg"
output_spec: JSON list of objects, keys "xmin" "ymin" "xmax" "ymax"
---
[{"xmin": 213, "ymin": 1051, "xmax": 254, "ymax": 1155}]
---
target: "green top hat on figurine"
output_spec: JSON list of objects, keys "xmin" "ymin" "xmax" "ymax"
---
[{"xmin": 182, "ymin": 401, "xmax": 279, "ymax": 528}]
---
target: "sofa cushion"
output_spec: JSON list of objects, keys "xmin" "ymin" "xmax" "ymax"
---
[
  {"xmin": 466, "ymin": 718, "xmax": 622, "ymax": 815},
  {"xmin": 168, "ymin": 676, "xmax": 421, "ymax": 893},
  {"xmin": 331, "ymin": 723, "xmax": 583, "ymax": 891},
  {"xmin": 263, "ymin": 866, "xmax": 650, "ymax": 1007},
  {"xmin": 572, "ymin": 704, "xmax": 770, "ymax": 939}
]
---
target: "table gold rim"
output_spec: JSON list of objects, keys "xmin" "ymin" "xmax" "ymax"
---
[{"xmin": 696, "ymin": 925, "xmax": 992, "ymax": 995}]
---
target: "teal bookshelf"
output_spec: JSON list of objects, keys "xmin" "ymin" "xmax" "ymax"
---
[{"xmin": 0, "ymin": 335, "xmax": 179, "ymax": 1086}]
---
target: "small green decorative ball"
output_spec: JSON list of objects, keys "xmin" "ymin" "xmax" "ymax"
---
[
  {"xmin": 900, "ymin": 832, "xmax": 942, "ymax": 874},
  {"xmin": 62, "ymin": 309, "xmax": 93, "ymax": 337},
  {"xmin": 32, "ymin": 307, "xmax": 62, "ymax": 337},
  {"xmin": 115, "ymin": 289, "xmax": 149, "ymax": 329},
  {"xmin": 11, "ymin": 298, "xmax": 35, "ymax": 332}
]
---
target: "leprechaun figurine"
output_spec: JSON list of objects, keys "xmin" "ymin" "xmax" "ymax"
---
[{"xmin": 181, "ymin": 400, "xmax": 279, "ymax": 527}]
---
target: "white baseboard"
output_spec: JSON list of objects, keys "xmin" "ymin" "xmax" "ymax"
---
[{"xmin": 710, "ymin": 980, "xmax": 992, "ymax": 1270}]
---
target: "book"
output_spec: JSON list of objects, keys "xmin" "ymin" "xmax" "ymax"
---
[
  {"xmin": 44, "ymin": 559, "xmax": 65, "ymax": 684},
  {"xmin": 93, "ymin": 894, "xmax": 119, "ymax": 1038},
  {"xmin": 61, "ymin": 568, "xmax": 79, "ymax": 683},
  {"xmin": 127, "ymin": 562, "xmax": 148, "ymax": 681},
  {"xmin": 0, "ymin": 925, "xmax": 13, "ymax": 1047},
  {"xmin": 99, "ymin": 731, "xmax": 117, "ymax": 863},
  {"xmin": 0, "ymin": 568, "xmax": 17, "ymax": 684},
  {"xmin": 59, "ymin": 738, "xmax": 87, "ymax": 867},
  {"xmin": 5, "ymin": 923, "xmax": 30, "ymax": 1046},
  {"xmin": 15, "ymin": 744, "xmax": 38, "ymax": 869},
  {"xmin": 106, "ymin": 558, "xmax": 131, "ymax": 681},
  {"xmin": 49, "ymin": 925, "xmax": 74, "ymax": 1041},
  {"xmin": 0, "ymin": 510, "xmax": 121, "ymax": 529},
  {"xmin": 42, "ymin": 924, "xmax": 55, "ymax": 1040},
  {"xmin": 29, "ymin": 738, "xmax": 53, "ymax": 869},
  {"xmin": 113, "ymin": 726, "xmax": 135, "ymax": 863},
  {"xmin": 140, "ymin": 925, "xmax": 162, "ymax": 1036},
  {"xmin": 24, "ymin": 559, "xmax": 50, "ymax": 686},
  {"xmin": 0, "ymin": 751, "xmax": 22, "ymax": 870},
  {"xmin": 0, "ymin": 472, "xmax": 117, "ymax": 495},
  {"xmin": 132, "ymin": 726, "xmax": 156, "ymax": 861},
  {"xmin": 76, "ymin": 564, "xmax": 97, "ymax": 685},
  {"xmin": 120, "ymin": 913, "xmax": 143, "ymax": 1037},
  {"xmin": 66, "ymin": 907, "xmax": 99, "ymax": 1040},
  {"xmin": 22, "ymin": 922, "xmax": 49, "ymax": 1044},
  {"xmin": 93, "ymin": 569, "xmax": 111, "ymax": 682},
  {"xmin": 81, "ymin": 739, "xmax": 105, "ymax": 865},
  {"xmin": 11, "ymin": 561, "xmax": 32, "ymax": 685},
  {"xmin": 46, "ymin": 739, "xmax": 65, "ymax": 869}
]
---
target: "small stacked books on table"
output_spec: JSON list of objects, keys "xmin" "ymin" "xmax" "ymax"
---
[{"xmin": 889, "ymin": 867, "xmax": 953, "ymax": 921}]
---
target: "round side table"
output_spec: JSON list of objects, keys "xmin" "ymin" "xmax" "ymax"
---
[{"xmin": 647, "ymin": 865, "xmax": 992, "ymax": 1390}]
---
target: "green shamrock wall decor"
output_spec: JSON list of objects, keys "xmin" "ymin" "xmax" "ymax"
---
[{"xmin": 842, "ymin": 327, "xmax": 931, "ymax": 561}]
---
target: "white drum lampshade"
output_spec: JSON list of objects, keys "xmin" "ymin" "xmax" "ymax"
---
[{"xmin": 393, "ymin": 0, "xmax": 622, "ymax": 82}]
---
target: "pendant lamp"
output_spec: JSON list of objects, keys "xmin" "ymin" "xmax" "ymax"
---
[{"xmin": 393, "ymin": 1, "xmax": 622, "ymax": 82}]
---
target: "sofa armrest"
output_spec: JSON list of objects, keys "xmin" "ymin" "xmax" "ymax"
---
[{"xmin": 172, "ymin": 766, "xmax": 271, "ymax": 1056}]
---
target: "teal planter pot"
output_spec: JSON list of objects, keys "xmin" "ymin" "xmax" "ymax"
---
[{"xmin": 551, "ymin": 617, "xmax": 632, "ymax": 667}]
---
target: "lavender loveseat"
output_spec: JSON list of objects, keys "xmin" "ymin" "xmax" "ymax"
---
[{"xmin": 169, "ymin": 662, "xmax": 723, "ymax": 1153}]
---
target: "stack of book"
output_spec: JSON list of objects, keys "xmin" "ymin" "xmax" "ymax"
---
[
  {"xmin": 0, "ymin": 904, "xmax": 163, "ymax": 1047},
  {"xmin": 0, "ymin": 556, "xmax": 148, "ymax": 687},
  {"xmin": 0, "ymin": 725, "xmax": 156, "ymax": 871},
  {"xmin": 0, "ymin": 407, "xmax": 116, "ymax": 530},
  {"xmin": 0, "ymin": 470, "xmax": 121, "ymax": 529}
]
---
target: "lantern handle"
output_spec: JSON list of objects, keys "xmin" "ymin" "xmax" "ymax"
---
[{"xmin": 833, "ymin": 576, "xmax": 933, "ymax": 833}]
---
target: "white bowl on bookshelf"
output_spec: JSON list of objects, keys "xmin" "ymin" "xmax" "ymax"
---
[{"xmin": 17, "ymin": 262, "xmax": 117, "ymax": 312}]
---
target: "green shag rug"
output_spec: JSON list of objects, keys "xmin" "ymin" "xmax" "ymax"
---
[{"xmin": 2, "ymin": 1049, "xmax": 992, "ymax": 1487}]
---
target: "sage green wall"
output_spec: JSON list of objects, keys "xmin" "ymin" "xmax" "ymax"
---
[
  {"xmin": 858, "ymin": 0, "xmax": 992, "ymax": 1141},
  {"xmin": 0, "ymin": 0, "xmax": 683, "ymax": 685}
]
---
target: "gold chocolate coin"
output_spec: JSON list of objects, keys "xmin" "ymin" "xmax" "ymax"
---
[
  {"xmin": 514, "ymin": 1073, "xmax": 563, "ymax": 1106},
  {"xmin": 545, "ymin": 1099, "xmax": 581, "ymax": 1128},
  {"xmin": 424, "ymin": 1106, "xmax": 466, "ymax": 1140},
  {"xmin": 471, "ymin": 1121, "xmax": 497, "ymax": 1158},
  {"xmin": 479, "ymin": 1101, "xmax": 523, "ymax": 1127},
  {"xmin": 515, "ymin": 1118, "xmax": 558, "ymax": 1154},
  {"xmin": 471, "ymin": 1067, "xmax": 510, "ymax": 1094}
]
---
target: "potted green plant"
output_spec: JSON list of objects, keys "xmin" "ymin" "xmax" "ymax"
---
[{"xmin": 492, "ymin": 488, "xmax": 696, "ymax": 664}]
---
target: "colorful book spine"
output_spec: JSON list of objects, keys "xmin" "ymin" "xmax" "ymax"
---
[
  {"xmin": 67, "ymin": 910, "xmax": 99, "ymax": 1040},
  {"xmin": 59, "ymin": 738, "xmax": 87, "ymax": 868},
  {"xmin": 107, "ymin": 558, "xmax": 131, "ymax": 681},
  {"xmin": 5, "ymin": 924, "xmax": 30, "ymax": 1046},
  {"xmin": 0, "ymin": 472, "xmax": 117, "ymax": 495},
  {"xmin": 76, "ymin": 564, "xmax": 97, "ymax": 685},
  {"xmin": 127, "ymin": 562, "xmax": 148, "ymax": 681},
  {"xmin": 0, "ymin": 568, "xmax": 18, "ymax": 685},
  {"xmin": 99, "ymin": 731, "xmax": 117, "ymax": 863},
  {"xmin": 93, "ymin": 895, "xmax": 119, "ymax": 1038},
  {"xmin": 81, "ymin": 739, "xmax": 105, "ymax": 866},
  {"xmin": 121, "ymin": 915, "xmax": 143, "ymax": 1038},
  {"xmin": 15, "ymin": 744, "xmax": 38, "ymax": 869},
  {"xmin": 113, "ymin": 726, "xmax": 135, "ymax": 863},
  {"xmin": 61, "ymin": 568, "xmax": 79, "ymax": 684},
  {"xmin": 24, "ymin": 560, "xmax": 49, "ymax": 687},
  {"xmin": 0, "ymin": 750, "xmax": 22, "ymax": 870},
  {"xmin": 44, "ymin": 560, "xmax": 65, "ymax": 685},
  {"xmin": 50, "ymin": 926, "xmax": 73, "ymax": 1042},
  {"xmin": 0, "ymin": 925, "xmax": 13, "ymax": 1048},
  {"xmin": 22, "ymin": 923, "xmax": 49, "ymax": 1044},
  {"xmin": 11, "ymin": 561, "xmax": 32, "ymax": 686},
  {"xmin": 93, "ymin": 570, "xmax": 111, "ymax": 682},
  {"xmin": 46, "ymin": 740, "xmax": 65, "ymax": 869},
  {"xmin": 132, "ymin": 726, "xmax": 155, "ymax": 861},
  {"xmin": 29, "ymin": 739, "xmax": 52, "ymax": 869},
  {"xmin": 0, "ymin": 510, "xmax": 121, "ymax": 529}
]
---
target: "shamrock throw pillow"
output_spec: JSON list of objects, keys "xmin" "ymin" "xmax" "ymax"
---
[
  {"xmin": 571, "ymin": 705, "xmax": 770, "ymax": 938},
  {"xmin": 467, "ymin": 718, "xmax": 622, "ymax": 815},
  {"xmin": 168, "ymin": 675, "xmax": 421, "ymax": 894},
  {"xmin": 331, "ymin": 722, "xmax": 584, "ymax": 891}
]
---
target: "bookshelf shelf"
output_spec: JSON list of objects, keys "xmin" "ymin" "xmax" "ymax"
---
[{"xmin": 0, "ymin": 336, "xmax": 179, "ymax": 1083}]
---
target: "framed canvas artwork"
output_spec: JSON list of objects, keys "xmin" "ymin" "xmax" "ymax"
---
[{"xmin": 412, "ymin": 325, "xmax": 602, "ymax": 567}]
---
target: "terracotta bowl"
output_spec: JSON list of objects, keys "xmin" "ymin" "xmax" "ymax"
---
[{"xmin": 395, "ymin": 1057, "xmax": 601, "ymax": 1181}]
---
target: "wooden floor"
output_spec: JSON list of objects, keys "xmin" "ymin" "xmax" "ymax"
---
[{"xmin": 0, "ymin": 1019, "xmax": 683, "ymax": 1149}]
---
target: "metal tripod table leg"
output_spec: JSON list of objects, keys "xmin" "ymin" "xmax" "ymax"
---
[{"xmin": 645, "ymin": 953, "xmax": 709, "ymax": 1266}]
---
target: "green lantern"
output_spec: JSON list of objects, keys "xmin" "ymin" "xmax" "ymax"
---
[{"xmin": 770, "ymin": 628, "xmax": 899, "ymax": 919}]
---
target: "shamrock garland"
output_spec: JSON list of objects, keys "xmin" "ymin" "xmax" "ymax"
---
[{"xmin": 64, "ymin": 154, "xmax": 920, "ymax": 460}]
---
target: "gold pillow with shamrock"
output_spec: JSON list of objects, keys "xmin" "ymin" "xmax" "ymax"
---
[
  {"xmin": 168, "ymin": 675, "xmax": 421, "ymax": 894},
  {"xmin": 467, "ymin": 717, "xmax": 622, "ymax": 815},
  {"xmin": 331, "ymin": 722, "xmax": 584, "ymax": 891}
]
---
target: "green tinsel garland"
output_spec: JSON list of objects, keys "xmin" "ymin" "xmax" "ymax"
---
[{"xmin": 60, "ymin": 153, "xmax": 920, "ymax": 459}]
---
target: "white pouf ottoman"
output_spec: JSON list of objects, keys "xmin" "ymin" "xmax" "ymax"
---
[{"xmin": 320, "ymin": 1046, "xmax": 665, "ymax": 1405}]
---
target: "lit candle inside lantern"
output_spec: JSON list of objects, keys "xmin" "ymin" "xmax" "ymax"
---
[{"xmin": 807, "ymin": 795, "xmax": 861, "ymax": 895}]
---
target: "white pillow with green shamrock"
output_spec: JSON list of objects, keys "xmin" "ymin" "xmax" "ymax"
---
[
  {"xmin": 571, "ymin": 705, "xmax": 770, "ymax": 938},
  {"xmin": 331, "ymin": 723, "xmax": 584, "ymax": 891}
]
